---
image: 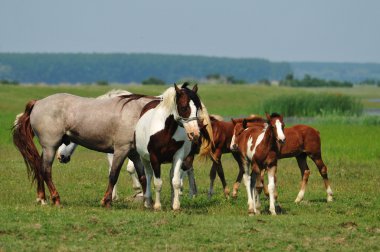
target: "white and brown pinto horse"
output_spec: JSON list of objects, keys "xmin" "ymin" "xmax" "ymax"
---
[
  {"xmin": 12, "ymin": 90, "xmax": 163, "ymax": 207},
  {"xmin": 230, "ymin": 113, "xmax": 286, "ymax": 215},
  {"xmin": 231, "ymin": 117, "xmax": 334, "ymax": 203},
  {"xmin": 135, "ymin": 83, "xmax": 211, "ymax": 210}
]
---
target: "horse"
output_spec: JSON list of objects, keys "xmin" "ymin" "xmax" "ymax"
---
[
  {"xmin": 55, "ymin": 89, "xmax": 201, "ymax": 200},
  {"xmin": 55, "ymin": 89, "xmax": 143, "ymax": 200},
  {"xmin": 230, "ymin": 113, "xmax": 286, "ymax": 215},
  {"xmin": 202, "ymin": 115, "xmax": 263, "ymax": 198},
  {"xmin": 12, "ymin": 89, "xmax": 164, "ymax": 207},
  {"xmin": 231, "ymin": 117, "xmax": 334, "ymax": 203},
  {"xmin": 134, "ymin": 83, "xmax": 213, "ymax": 210}
]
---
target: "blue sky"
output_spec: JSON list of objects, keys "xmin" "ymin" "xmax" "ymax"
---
[{"xmin": 1, "ymin": 0, "xmax": 379, "ymax": 62}]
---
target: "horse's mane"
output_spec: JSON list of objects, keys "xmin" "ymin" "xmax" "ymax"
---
[
  {"xmin": 97, "ymin": 89, "xmax": 131, "ymax": 100},
  {"xmin": 198, "ymin": 102, "xmax": 216, "ymax": 162},
  {"xmin": 210, "ymin": 114, "xmax": 224, "ymax": 121},
  {"xmin": 158, "ymin": 87, "xmax": 177, "ymax": 111}
]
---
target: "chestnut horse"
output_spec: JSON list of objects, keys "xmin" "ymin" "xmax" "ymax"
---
[
  {"xmin": 231, "ymin": 118, "xmax": 334, "ymax": 203},
  {"xmin": 230, "ymin": 113, "xmax": 286, "ymax": 215}
]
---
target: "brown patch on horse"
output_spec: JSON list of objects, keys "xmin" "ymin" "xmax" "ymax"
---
[
  {"xmin": 12, "ymin": 100, "xmax": 42, "ymax": 183},
  {"xmin": 140, "ymin": 100, "xmax": 161, "ymax": 117},
  {"xmin": 118, "ymin": 94, "xmax": 160, "ymax": 110},
  {"xmin": 147, "ymin": 115, "xmax": 185, "ymax": 164}
]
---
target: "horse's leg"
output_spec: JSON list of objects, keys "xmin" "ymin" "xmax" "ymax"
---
[
  {"xmin": 126, "ymin": 160, "xmax": 142, "ymax": 190},
  {"xmin": 171, "ymin": 155, "xmax": 185, "ymax": 211},
  {"xmin": 208, "ymin": 161, "xmax": 217, "ymax": 198},
  {"xmin": 41, "ymin": 147, "xmax": 61, "ymax": 206},
  {"xmin": 267, "ymin": 165, "xmax": 277, "ymax": 215},
  {"xmin": 140, "ymin": 159, "xmax": 153, "ymax": 208},
  {"xmin": 242, "ymin": 161, "xmax": 256, "ymax": 215},
  {"xmin": 182, "ymin": 155, "xmax": 197, "ymax": 198},
  {"xmin": 36, "ymin": 171, "xmax": 47, "ymax": 205},
  {"xmin": 106, "ymin": 154, "xmax": 119, "ymax": 201},
  {"xmin": 232, "ymin": 152, "xmax": 244, "ymax": 198},
  {"xmin": 101, "ymin": 150, "xmax": 128, "ymax": 208},
  {"xmin": 127, "ymin": 150, "xmax": 146, "ymax": 195},
  {"xmin": 215, "ymin": 158, "xmax": 230, "ymax": 199},
  {"xmin": 294, "ymin": 153, "xmax": 310, "ymax": 203},
  {"xmin": 310, "ymin": 153, "xmax": 333, "ymax": 202}
]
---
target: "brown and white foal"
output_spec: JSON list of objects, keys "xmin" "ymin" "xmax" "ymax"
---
[{"xmin": 230, "ymin": 113, "xmax": 285, "ymax": 215}]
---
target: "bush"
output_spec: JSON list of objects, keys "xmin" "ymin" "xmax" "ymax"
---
[
  {"xmin": 0, "ymin": 79, "xmax": 19, "ymax": 85},
  {"xmin": 261, "ymin": 93, "xmax": 363, "ymax": 117},
  {"xmin": 96, "ymin": 80, "xmax": 108, "ymax": 86},
  {"xmin": 142, "ymin": 77, "xmax": 165, "ymax": 85}
]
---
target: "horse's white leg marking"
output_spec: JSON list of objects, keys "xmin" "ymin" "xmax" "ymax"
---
[
  {"xmin": 295, "ymin": 189, "xmax": 305, "ymax": 203},
  {"xmin": 141, "ymin": 159, "xmax": 153, "ymax": 208},
  {"xmin": 267, "ymin": 166, "xmax": 277, "ymax": 215},
  {"xmin": 153, "ymin": 176, "xmax": 163, "ymax": 210},
  {"xmin": 172, "ymin": 155, "xmax": 184, "ymax": 210},
  {"xmin": 275, "ymin": 120, "xmax": 286, "ymax": 142},
  {"xmin": 36, "ymin": 198, "xmax": 47, "ymax": 205},
  {"xmin": 126, "ymin": 160, "xmax": 142, "ymax": 190},
  {"xmin": 106, "ymin": 153, "xmax": 119, "ymax": 201},
  {"xmin": 326, "ymin": 186, "xmax": 334, "ymax": 202}
]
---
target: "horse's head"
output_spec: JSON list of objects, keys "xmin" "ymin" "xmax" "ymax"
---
[
  {"xmin": 266, "ymin": 112, "xmax": 286, "ymax": 144},
  {"xmin": 230, "ymin": 118, "xmax": 246, "ymax": 151},
  {"xmin": 174, "ymin": 83, "xmax": 202, "ymax": 142},
  {"xmin": 56, "ymin": 143, "xmax": 77, "ymax": 164}
]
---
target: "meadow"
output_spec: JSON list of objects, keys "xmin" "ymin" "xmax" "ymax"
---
[{"xmin": 0, "ymin": 84, "xmax": 379, "ymax": 251}]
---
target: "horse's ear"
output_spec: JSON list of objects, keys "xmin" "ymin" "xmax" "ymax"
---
[
  {"xmin": 265, "ymin": 112, "xmax": 271, "ymax": 121},
  {"xmin": 231, "ymin": 118, "xmax": 236, "ymax": 125},
  {"xmin": 243, "ymin": 119, "xmax": 248, "ymax": 129},
  {"xmin": 192, "ymin": 84, "xmax": 198, "ymax": 93},
  {"xmin": 174, "ymin": 83, "xmax": 180, "ymax": 93}
]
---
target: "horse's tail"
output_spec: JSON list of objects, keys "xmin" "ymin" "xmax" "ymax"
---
[
  {"xmin": 198, "ymin": 104, "xmax": 218, "ymax": 162},
  {"xmin": 12, "ymin": 100, "xmax": 42, "ymax": 184}
]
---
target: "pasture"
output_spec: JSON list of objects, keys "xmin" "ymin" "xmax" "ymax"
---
[{"xmin": 1, "ymin": 84, "xmax": 379, "ymax": 251}]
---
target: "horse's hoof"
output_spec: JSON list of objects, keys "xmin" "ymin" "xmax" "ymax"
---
[
  {"xmin": 154, "ymin": 203, "xmax": 162, "ymax": 211},
  {"xmin": 327, "ymin": 195, "xmax": 333, "ymax": 202},
  {"xmin": 270, "ymin": 210, "xmax": 277, "ymax": 216},
  {"xmin": 294, "ymin": 197, "xmax": 303, "ymax": 203},
  {"xmin": 144, "ymin": 198, "xmax": 153, "ymax": 209},
  {"xmin": 224, "ymin": 188, "xmax": 230, "ymax": 199},
  {"xmin": 248, "ymin": 209, "xmax": 257, "ymax": 216},
  {"xmin": 172, "ymin": 202, "xmax": 181, "ymax": 211},
  {"xmin": 36, "ymin": 198, "xmax": 48, "ymax": 205}
]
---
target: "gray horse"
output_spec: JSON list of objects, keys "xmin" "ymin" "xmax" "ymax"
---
[{"xmin": 13, "ymin": 91, "xmax": 159, "ymax": 207}]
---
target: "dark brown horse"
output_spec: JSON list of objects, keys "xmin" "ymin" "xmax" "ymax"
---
[{"xmin": 231, "ymin": 118, "xmax": 334, "ymax": 203}]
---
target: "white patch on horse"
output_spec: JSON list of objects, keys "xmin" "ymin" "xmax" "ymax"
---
[
  {"xmin": 246, "ymin": 125, "xmax": 268, "ymax": 160},
  {"xmin": 275, "ymin": 119, "xmax": 285, "ymax": 141}
]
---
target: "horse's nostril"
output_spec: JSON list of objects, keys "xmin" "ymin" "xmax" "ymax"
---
[{"xmin": 190, "ymin": 132, "xmax": 195, "ymax": 137}]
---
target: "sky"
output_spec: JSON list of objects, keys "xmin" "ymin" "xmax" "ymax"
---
[{"xmin": 1, "ymin": 0, "xmax": 380, "ymax": 63}]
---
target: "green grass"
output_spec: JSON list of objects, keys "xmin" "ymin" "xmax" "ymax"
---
[{"xmin": 1, "ymin": 84, "xmax": 380, "ymax": 251}]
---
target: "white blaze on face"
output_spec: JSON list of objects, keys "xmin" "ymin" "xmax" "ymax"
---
[
  {"xmin": 275, "ymin": 119, "xmax": 286, "ymax": 142},
  {"xmin": 182, "ymin": 100, "xmax": 200, "ymax": 140}
]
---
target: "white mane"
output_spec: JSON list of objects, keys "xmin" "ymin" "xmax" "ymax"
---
[
  {"xmin": 97, "ymin": 89, "xmax": 131, "ymax": 100},
  {"xmin": 158, "ymin": 87, "xmax": 177, "ymax": 112}
]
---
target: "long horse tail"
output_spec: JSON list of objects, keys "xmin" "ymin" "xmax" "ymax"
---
[
  {"xmin": 198, "ymin": 103, "xmax": 218, "ymax": 162},
  {"xmin": 12, "ymin": 100, "xmax": 42, "ymax": 184}
]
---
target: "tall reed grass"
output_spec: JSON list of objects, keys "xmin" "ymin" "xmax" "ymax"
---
[{"xmin": 261, "ymin": 93, "xmax": 363, "ymax": 117}]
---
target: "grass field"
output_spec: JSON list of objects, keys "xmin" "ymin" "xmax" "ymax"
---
[{"xmin": 1, "ymin": 84, "xmax": 380, "ymax": 251}]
